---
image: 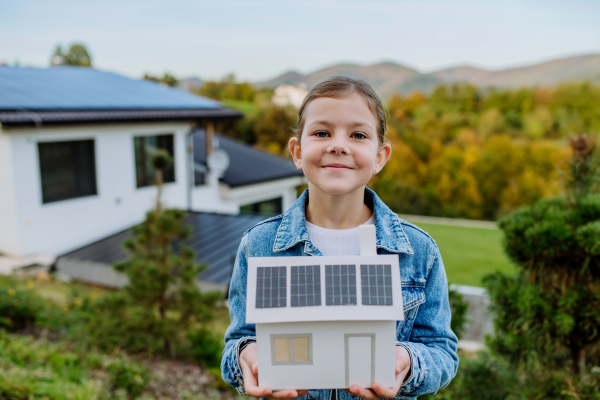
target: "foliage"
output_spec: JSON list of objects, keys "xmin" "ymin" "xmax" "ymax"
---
[
  {"xmin": 199, "ymin": 74, "xmax": 257, "ymax": 102},
  {"xmin": 51, "ymin": 43, "xmax": 92, "ymax": 67},
  {"xmin": 482, "ymin": 133, "xmax": 600, "ymax": 396},
  {"xmin": 373, "ymin": 82, "xmax": 600, "ymax": 219},
  {"xmin": 187, "ymin": 327, "xmax": 224, "ymax": 369},
  {"xmin": 106, "ymin": 150, "xmax": 219, "ymax": 357},
  {"xmin": 448, "ymin": 287, "xmax": 469, "ymax": 340},
  {"xmin": 143, "ymin": 72, "xmax": 178, "ymax": 87},
  {"xmin": 0, "ymin": 330, "xmax": 149, "ymax": 400},
  {"xmin": 0, "ymin": 276, "xmax": 44, "ymax": 331}
]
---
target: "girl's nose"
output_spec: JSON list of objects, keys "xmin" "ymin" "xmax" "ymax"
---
[{"xmin": 327, "ymin": 134, "xmax": 349, "ymax": 154}]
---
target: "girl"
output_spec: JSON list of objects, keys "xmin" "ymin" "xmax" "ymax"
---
[{"xmin": 221, "ymin": 76, "xmax": 458, "ymax": 400}]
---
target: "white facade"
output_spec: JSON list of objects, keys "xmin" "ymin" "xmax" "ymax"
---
[
  {"xmin": 272, "ymin": 84, "xmax": 308, "ymax": 108},
  {"xmin": 0, "ymin": 122, "xmax": 301, "ymax": 258}
]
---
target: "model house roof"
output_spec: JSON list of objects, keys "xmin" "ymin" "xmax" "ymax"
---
[
  {"xmin": 193, "ymin": 129, "xmax": 304, "ymax": 187},
  {"xmin": 57, "ymin": 211, "xmax": 268, "ymax": 289},
  {"xmin": 245, "ymin": 254, "xmax": 405, "ymax": 323},
  {"xmin": 0, "ymin": 66, "xmax": 241, "ymax": 126}
]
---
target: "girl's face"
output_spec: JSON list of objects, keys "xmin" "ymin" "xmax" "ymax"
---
[{"xmin": 289, "ymin": 93, "xmax": 391, "ymax": 198}]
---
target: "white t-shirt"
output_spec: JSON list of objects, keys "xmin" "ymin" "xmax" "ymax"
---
[{"xmin": 305, "ymin": 214, "xmax": 375, "ymax": 256}]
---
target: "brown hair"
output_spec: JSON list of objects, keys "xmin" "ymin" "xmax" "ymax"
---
[{"xmin": 295, "ymin": 76, "xmax": 388, "ymax": 145}]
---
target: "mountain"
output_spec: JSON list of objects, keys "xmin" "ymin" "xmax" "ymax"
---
[{"xmin": 256, "ymin": 54, "xmax": 600, "ymax": 98}]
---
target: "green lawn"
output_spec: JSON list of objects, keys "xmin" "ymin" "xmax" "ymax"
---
[{"xmin": 405, "ymin": 222, "xmax": 514, "ymax": 287}]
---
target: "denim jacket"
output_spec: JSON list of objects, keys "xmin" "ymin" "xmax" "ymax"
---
[{"xmin": 221, "ymin": 188, "xmax": 459, "ymax": 399}]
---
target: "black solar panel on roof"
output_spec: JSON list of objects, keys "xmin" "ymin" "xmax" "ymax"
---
[
  {"xmin": 58, "ymin": 211, "xmax": 268, "ymax": 287},
  {"xmin": 193, "ymin": 129, "xmax": 303, "ymax": 188}
]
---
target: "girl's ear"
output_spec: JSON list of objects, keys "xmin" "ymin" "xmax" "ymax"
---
[
  {"xmin": 374, "ymin": 142, "xmax": 392, "ymax": 173},
  {"xmin": 288, "ymin": 136, "xmax": 302, "ymax": 169}
]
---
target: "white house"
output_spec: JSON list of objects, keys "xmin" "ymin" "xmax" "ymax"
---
[
  {"xmin": 271, "ymin": 83, "xmax": 308, "ymax": 108},
  {"xmin": 0, "ymin": 66, "xmax": 305, "ymax": 289},
  {"xmin": 246, "ymin": 228, "xmax": 405, "ymax": 390}
]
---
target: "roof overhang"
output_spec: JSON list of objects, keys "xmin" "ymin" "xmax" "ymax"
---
[{"xmin": 0, "ymin": 108, "xmax": 243, "ymax": 128}]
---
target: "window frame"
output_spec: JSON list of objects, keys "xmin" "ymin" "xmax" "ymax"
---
[
  {"xmin": 270, "ymin": 333, "xmax": 313, "ymax": 365},
  {"xmin": 37, "ymin": 139, "xmax": 98, "ymax": 204},
  {"xmin": 133, "ymin": 133, "xmax": 176, "ymax": 189}
]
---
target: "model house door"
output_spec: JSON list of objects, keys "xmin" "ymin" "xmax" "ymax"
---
[{"xmin": 345, "ymin": 334, "xmax": 375, "ymax": 388}]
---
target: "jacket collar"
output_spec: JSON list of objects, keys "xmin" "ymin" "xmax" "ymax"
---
[{"xmin": 273, "ymin": 188, "xmax": 414, "ymax": 255}]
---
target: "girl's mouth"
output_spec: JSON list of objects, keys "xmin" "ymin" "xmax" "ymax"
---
[{"xmin": 322, "ymin": 163, "xmax": 352, "ymax": 170}]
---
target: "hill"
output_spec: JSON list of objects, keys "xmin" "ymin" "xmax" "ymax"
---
[{"xmin": 256, "ymin": 54, "xmax": 600, "ymax": 98}]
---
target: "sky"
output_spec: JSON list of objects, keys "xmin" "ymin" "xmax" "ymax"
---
[{"xmin": 1, "ymin": 0, "xmax": 599, "ymax": 82}]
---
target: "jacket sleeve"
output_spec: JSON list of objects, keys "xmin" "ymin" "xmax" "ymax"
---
[
  {"xmin": 396, "ymin": 243, "xmax": 460, "ymax": 398},
  {"xmin": 221, "ymin": 234, "xmax": 257, "ymax": 394}
]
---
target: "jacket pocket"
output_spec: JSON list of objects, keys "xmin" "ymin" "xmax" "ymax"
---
[{"xmin": 401, "ymin": 284, "xmax": 426, "ymax": 314}]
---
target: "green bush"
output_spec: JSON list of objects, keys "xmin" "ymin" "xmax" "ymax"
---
[
  {"xmin": 0, "ymin": 330, "xmax": 149, "ymax": 400},
  {"xmin": 107, "ymin": 358, "xmax": 150, "ymax": 399},
  {"xmin": 0, "ymin": 277, "xmax": 44, "ymax": 331},
  {"xmin": 448, "ymin": 286, "xmax": 469, "ymax": 340},
  {"xmin": 188, "ymin": 328, "xmax": 224, "ymax": 368}
]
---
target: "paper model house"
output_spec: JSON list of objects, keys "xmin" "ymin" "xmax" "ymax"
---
[{"xmin": 246, "ymin": 226, "xmax": 404, "ymax": 390}]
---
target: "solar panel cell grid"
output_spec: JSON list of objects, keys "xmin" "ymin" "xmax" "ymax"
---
[
  {"xmin": 256, "ymin": 266, "xmax": 286, "ymax": 308},
  {"xmin": 360, "ymin": 264, "xmax": 393, "ymax": 306},
  {"xmin": 291, "ymin": 265, "xmax": 321, "ymax": 307},
  {"xmin": 325, "ymin": 264, "xmax": 357, "ymax": 306}
]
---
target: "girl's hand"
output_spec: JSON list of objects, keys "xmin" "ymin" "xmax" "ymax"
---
[
  {"xmin": 240, "ymin": 342, "xmax": 309, "ymax": 399},
  {"xmin": 344, "ymin": 346, "xmax": 411, "ymax": 400}
]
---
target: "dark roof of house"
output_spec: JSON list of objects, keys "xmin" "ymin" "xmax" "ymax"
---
[
  {"xmin": 193, "ymin": 129, "xmax": 304, "ymax": 187},
  {"xmin": 57, "ymin": 211, "xmax": 270, "ymax": 288},
  {"xmin": 0, "ymin": 66, "xmax": 242, "ymax": 127}
]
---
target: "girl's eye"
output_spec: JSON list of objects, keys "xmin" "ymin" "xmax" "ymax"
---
[
  {"xmin": 314, "ymin": 131, "xmax": 329, "ymax": 138},
  {"xmin": 351, "ymin": 132, "xmax": 367, "ymax": 139}
]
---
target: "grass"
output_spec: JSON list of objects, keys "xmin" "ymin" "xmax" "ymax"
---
[
  {"xmin": 407, "ymin": 222, "xmax": 514, "ymax": 287},
  {"xmin": 220, "ymin": 99, "xmax": 256, "ymax": 115}
]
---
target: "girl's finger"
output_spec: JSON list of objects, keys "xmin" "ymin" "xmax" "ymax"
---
[
  {"xmin": 268, "ymin": 389, "xmax": 305, "ymax": 399},
  {"xmin": 346, "ymin": 384, "xmax": 379, "ymax": 400},
  {"xmin": 240, "ymin": 359, "xmax": 272, "ymax": 398},
  {"xmin": 370, "ymin": 382, "xmax": 397, "ymax": 399}
]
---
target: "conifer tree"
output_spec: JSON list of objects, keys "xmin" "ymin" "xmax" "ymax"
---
[
  {"xmin": 114, "ymin": 150, "xmax": 218, "ymax": 356},
  {"xmin": 487, "ymin": 134, "xmax": 600, "ymax": 378}
]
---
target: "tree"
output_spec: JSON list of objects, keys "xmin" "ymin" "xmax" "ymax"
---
[
  {"xmin": 50, "ymin": 43, "xmax": 92, "ymax": 67},
  {"xmin": 143, "ymin": 73, "xmax": 178, "ymax": 87},
  {"xmin": 487, "ymin": 134, "xmax": 600, "ymax": 377},
  {"xmin": 112, "ymin": 150, "xmax": 219, "ymax": 356}
]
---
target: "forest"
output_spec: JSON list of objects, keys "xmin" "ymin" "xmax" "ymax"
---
[{"xmin": 196, "ymin": 78, "xmax": 600, "ymax": 220}]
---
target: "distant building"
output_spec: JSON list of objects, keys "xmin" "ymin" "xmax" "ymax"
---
[
  {"xmin": 272, "ymin": 83, "xmax": 308, "ymax": 108},
  {"xmin": 177, "ymin": 77, "xmax": 203, "ymax": 93},
  {"xmin": 0, "ymin": 66, "xmax": 305, "ymax": 291}
]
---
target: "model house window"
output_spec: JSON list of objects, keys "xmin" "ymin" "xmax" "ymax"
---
[
  {"xmin": 360, "ymin": 264, "xmax": 393, "ymax": 306},
  {"xmin": 256, "ymin": 266, "xmax": 286, "ymax": 308},
  {"xmin": 271, "ymin": 334, "xmax": 312, "ymax": 365},
  {"xmin": 325, "ymin": 264, "xmax": 357, "ymax": 306},
  {"xmin": 291, "ymin": 265, "xmax": 321, "ymax": 307},
  {"xmin": 38, "ymin": 140, "xmax": 97, "ymax": 204},
  {"xmin": 134, "ymin": 134, "xmax": 175, "ymax": 188}
]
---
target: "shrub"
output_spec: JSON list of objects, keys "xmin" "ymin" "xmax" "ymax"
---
[
  {"xmin": 448, "ymin": 286, "xmax": 469, "ymax": 340},
  {"xmin": 0, "ymin": 277, "xmax": 44, "ymax": 331},
  {"xmin": 107, "ymin": 358, "xmax": 150, "ymax": 399},
  {"xmin": 188, "ymin": 328, "xmax": 224, "ymax": 369}
]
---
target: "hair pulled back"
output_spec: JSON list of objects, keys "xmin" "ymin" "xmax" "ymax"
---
[{"xmin": 295, "ymin": 76, "xmax": 388, "ymax": 145}]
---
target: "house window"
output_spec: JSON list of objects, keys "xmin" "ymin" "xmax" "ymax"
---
[
  {"xmin": 325, "ymin": 265, "xmax": 357, "ymax": 306},
  {"xmin": 256, "ymin": 266, "xmax": 286, "ymax": 308},
  {"xmin": 291, "ymin": 265, "xmax": 321, "ymax": 307},
  {"xmin": 134, "ymin": 134, "xmax": 175, "ymax": 188},
  {"xmin": 240, "ymin": 197, "xmax": 283, "ymax": 215},
  {"xmin": 360, "ymin": 264, "xmax": 393, "ymax": 306},
  {"xmin": 271, "ymin": 334, "xmax": 313, "ymax": 365},
  {"xmin": 38, "ymin": 140, "xmax": 97, "ymax": 204}
]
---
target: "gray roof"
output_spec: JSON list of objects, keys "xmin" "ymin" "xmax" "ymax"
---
[
  {"xmin": 194, "ymin": 129, "xmax": 304, "ymax": 187},
  {"xmin": 0, "ymin": 66, "xmax": 242, "ymax": 126},
  {"xmin": 57, "ymin": 211, "xmax": 270, "ymax": 289}
]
